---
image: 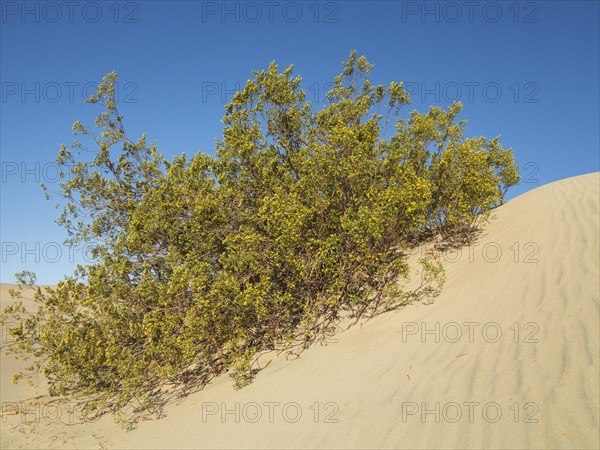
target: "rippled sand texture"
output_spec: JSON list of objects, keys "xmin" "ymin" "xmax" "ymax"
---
[{"xmin": 1, "ymin": 172, "xmax": 598, "ymax": 449}]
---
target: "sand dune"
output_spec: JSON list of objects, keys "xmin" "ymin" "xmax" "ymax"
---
[{"xmin": 1, "ymin": 172, "xmax": 599, "ymax": 449}]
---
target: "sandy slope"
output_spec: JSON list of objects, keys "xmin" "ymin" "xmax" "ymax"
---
[{"xmin": 1, "ymin": 172, "xmax": 599, "ymax": 449}]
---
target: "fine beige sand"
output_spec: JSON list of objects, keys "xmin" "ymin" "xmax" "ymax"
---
[{"xmin": 1, "ymin": 172, "xmax": 599, "ymax": 449}]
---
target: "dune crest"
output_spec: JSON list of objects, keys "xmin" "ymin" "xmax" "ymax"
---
[{"xmin": 2, "ymin": 172, "xmax": 599, "ymax": 449}]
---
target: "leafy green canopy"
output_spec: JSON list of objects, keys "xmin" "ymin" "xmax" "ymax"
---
[{"xmin": 1, "ymin": 52, "xmax": 518, "ymax": 424}]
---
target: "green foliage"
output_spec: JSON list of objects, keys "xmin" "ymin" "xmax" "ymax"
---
[{"xmin": 1, "ymin": 52, "xmax": 519, "ymax": 426}]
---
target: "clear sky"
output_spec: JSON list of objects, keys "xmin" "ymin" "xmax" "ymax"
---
[{"xmin": 1, "ymin": 0, "xmax": 599, "ymax": 284}]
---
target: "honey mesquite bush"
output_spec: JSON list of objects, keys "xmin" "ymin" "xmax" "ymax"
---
[{"xmin": 1, "ymin": 52, "xmax": 519, "ymax": 424}]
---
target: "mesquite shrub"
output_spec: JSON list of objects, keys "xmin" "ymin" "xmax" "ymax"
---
[{"xmin": 1, "ymin": 52, "xmax": 518, "ymax": 425}]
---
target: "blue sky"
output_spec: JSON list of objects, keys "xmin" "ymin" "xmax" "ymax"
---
[{"xmin": 1, "ymin": 0, "xmax": 599, "ymax": 284}]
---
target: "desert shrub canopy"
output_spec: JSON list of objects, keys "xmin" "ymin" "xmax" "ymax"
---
[{"xmin": 1, "ymin": 51, "xmax": 519, "ymax": 425}]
